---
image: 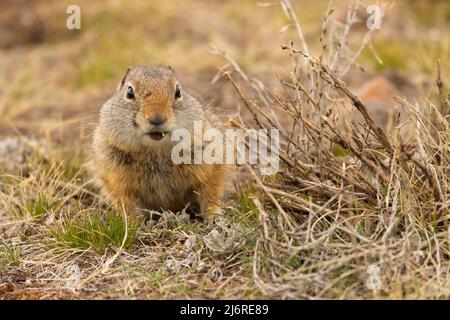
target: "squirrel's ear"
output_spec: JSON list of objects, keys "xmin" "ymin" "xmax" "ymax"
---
[{"xmin": 116, "ymin": 67, "xmax": 131, "ymax": 92}]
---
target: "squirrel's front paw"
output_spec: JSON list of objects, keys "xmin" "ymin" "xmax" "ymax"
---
[{"xmin": 201, "ymin": 205, "xmax": 223, "ymax": 222}]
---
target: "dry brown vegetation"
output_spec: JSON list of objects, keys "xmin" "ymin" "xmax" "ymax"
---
[{"xmin": 1, "ymin": 0, "xmax": 450, "ymax": 299}]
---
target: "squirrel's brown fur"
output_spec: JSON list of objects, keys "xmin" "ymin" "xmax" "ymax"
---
[{"xmin": 91, "ymin": 65, "xmax": 227, "ymax": 218}]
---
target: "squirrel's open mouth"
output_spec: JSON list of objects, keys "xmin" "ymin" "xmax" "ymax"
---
[{"xmin": 147, "ymin": 131, "xmax": 168, "ymax": 141}]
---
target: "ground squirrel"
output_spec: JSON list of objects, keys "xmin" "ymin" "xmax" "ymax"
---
[{"xmin": 91, "ymin": 65, "xmax": 228, "ymax": 218}]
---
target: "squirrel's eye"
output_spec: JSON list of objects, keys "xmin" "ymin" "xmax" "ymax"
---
[
  {"xmin": 175, "ymin": 84, "xmax": 181, "ymax": 99},
  {"xmin": 126, "ymin": 86, "xmax": 135, "ymax": 99}
]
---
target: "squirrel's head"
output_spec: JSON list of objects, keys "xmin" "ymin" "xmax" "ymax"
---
[{"xmin": 99, "ymin": 65, "xmax": 201, "ymax": 150}]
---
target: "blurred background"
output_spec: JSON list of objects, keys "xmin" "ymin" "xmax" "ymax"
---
[{"xmin": 0, "ymin": 0, "xmax": 448, "ymax": 143}]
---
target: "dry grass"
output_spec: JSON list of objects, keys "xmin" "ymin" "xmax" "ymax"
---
[
  {"xmin": 218, "ymin": 0, "xmax": 450, "ymax": 299},
  {"xmin": 1, "ymin": 0, "xmax": 450, "ymax": 299}
]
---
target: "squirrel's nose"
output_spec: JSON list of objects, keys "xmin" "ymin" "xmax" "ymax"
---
[{"xmin": 148, "ymin": 114, "xmax": 167, "ymax": 126}]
